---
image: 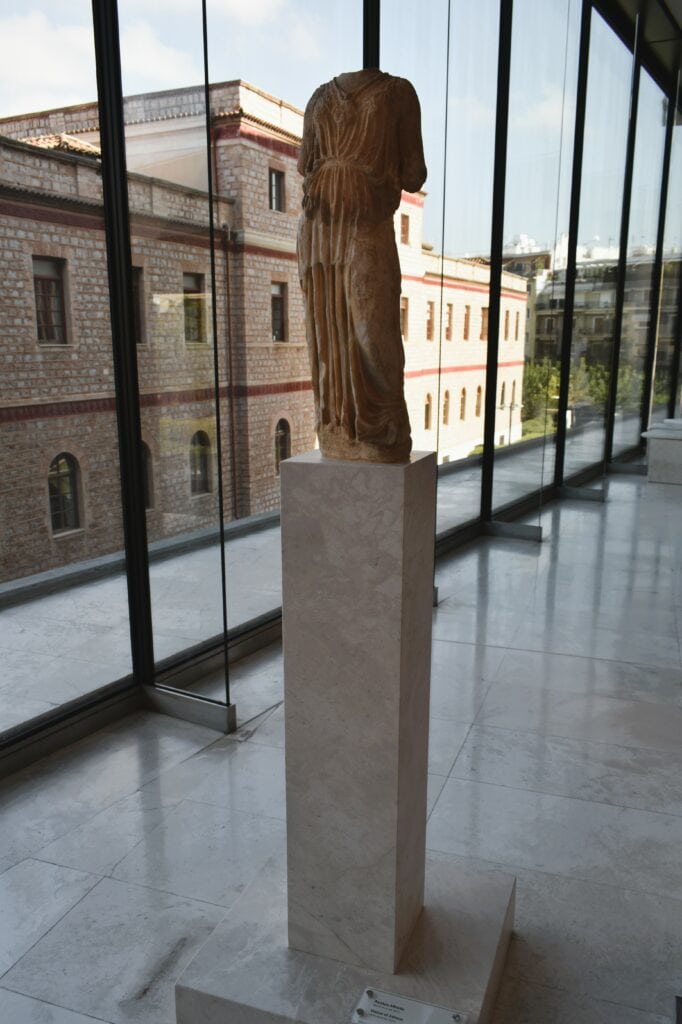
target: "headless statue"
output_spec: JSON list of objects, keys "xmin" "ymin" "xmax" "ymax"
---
[{"xmin": 297, "ymin": 70, "xmax": 427, "ymax": 463}]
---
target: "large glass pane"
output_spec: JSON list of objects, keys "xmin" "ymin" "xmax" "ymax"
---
[
  {"xmin": 493, "ymin": 0, "xmax": 580, "ymax": 511},
  {"xmin": 651, "ymin": 113, "xmax": 682, "ymax": 423},
  {"xmin": 114, "ymin": 4, "xmax": 360, "ymax": 716},
  {"xmin": 612, "ymin": 71, "xmax": 667, "ymax": 454},
  {"xmin": 383, "ymin": 0, "xmax": 500, "ymax": 534},
  {"xmin": 564, "ymin": 9, "xmax": 633, "ymax": 479},
  {"xmin": 115, "ymin": 11, "xmax": 227, "ymax": 684},
  {"xmin": 206, "ymin": 2, "xmax": 359, "ymax": 636},
  {"xmin": 0, "ymin": 2, "xmax": 132, "ymax": 734}
]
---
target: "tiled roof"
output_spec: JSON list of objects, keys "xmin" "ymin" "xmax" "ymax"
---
[{"xmin": 19, "ymin": 133, "xmax": 101, "ymax": 156}]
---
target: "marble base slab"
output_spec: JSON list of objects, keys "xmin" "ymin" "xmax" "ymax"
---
[{"xmin": 175, "ymin": 855, "xmax": 516, "ymax": 1024}]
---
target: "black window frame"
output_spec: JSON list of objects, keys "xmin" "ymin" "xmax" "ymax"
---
[
  {"xmin": 271, "ymin": 282, "xmax": 287, "ymax": 342},
  {"xmin": 190, "ymin": 430, "xmax": 212, "ymax": 495},
  {"xmin": 269, "ymin": 168, "xmax": 285, "ymax": 212},
  {"xmin": 33, "ymin": 256, "xmax": 68, "ymax": 345},
  {"xmin": 183, "ymin": 272, "xmax": 206, "ymax": 344},
  {"xmin": 48, "ymin": 452, "xmax": 80, "ymax": 533},
  {"xmin": 275, "ymin": 418, "xmax": 291, "ymax": 473}
]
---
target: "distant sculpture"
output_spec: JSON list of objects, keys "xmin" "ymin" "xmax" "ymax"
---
[{"xmin": 297, "ymin": 70, "xmax": 427, "ymax": 463}]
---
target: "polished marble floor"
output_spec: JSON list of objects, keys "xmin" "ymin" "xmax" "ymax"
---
[{"xmin": 0, "ymin": 476, "xmax": 680, "ymax": 1022}]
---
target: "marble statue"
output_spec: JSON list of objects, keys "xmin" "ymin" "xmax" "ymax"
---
[{"xmin": 297, "ymin": 69, "xmax": 427, "ymax": 463}]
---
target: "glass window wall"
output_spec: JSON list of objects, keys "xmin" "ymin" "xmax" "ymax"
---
[
  {"xmin": 612, "ymin": 71, "xmax": 668, "ymax": 454},
  {"xmin": 564, "ymin": 8, "xmax": 633, "ymax": 479},
  {"xmin": 492, "ymin": 0, "xmax": 580, "ymax": 510},
  {"xmin": 651, "ymin": 113, "xmax": 682, "ymax": 422},
  {"xmin": 0, "ymin": 0, "xmax": 678, "ymax": 742},
  {"xmin": 0, "ymin": 0, "xmax": 132, "ymax": 736}
]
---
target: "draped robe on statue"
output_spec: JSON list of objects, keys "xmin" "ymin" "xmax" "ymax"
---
[{"xmin": 297, "ymin": 70, "xmax": 427, "ymax": 462}]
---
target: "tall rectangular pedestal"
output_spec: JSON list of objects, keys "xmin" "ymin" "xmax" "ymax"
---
[{"xmin": 281, "ymin": 450, "xmax": 437, "ymax": 975}]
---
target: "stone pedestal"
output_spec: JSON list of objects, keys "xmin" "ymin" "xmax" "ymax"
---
[
  {"xmin": 643, "ymin": 420, "xmax": 682, "ymax": 484},
  {"xmin": 175, "ymin": 449, "xmax": 516, "ymax": 1024},
  {"xmin": 176, "ymin": 855, "xmax": 516, "ymax": 1024},
  {"xmin": 282, "ymin": 451, "xmax": 436, "ymax": 974}
]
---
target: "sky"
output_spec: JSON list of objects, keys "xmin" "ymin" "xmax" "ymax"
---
[{"xmin": 0, "ymin": 0, "xmax": 678, "ymax": 256}]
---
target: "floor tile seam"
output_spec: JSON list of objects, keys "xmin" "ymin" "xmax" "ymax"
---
[
  {"xmin": 185, "ymin": 794, "xmax": 287, "ymax": 825},
  {"xmin": 427, "ymin": 777, "xmax": 447, "ymax": 822},
  {"xmin": 501, "ymin": 969, "xmax": 674, "ymax": 1021},
  {"xmin": 494, "ymin": 637, "xmax": 680, "ymax": 669},
  {"xmin": 0, "ymin": 984, "xmax": 115, "ymax": 1023},
  {"xmin": 235, "ymin": 699, "xmax": 284, "ymax": 737},
  {"xmin": 100, "ymin": 869, "xmax": 236, "ymax": 914},
  {"xmin": 445, "ymin": 720, "xmax": 475, "ymax": 781},
  {"xmin": 431, "ymin": 637, "xmax": 512, "ymax": 654},
  {"xmin": 0, "ymin": 872, "xmax": 104, "ymax": 984},
  {"xmin": 492, "ymin": 644, "xmax": 682, "ymax": 677},
  {"xmin": 458, "ymin": 716, "xmax": 682, "ymax": 759},
  {"xmin": 440, "ymin": 767, "xmax": 682, "ymax": 821},
  {"xmin": 486, "ymin": 677, "xmax": 682, "ymax": 710},
  {"xmin": 425, "ymin": 841, "xmax": 682, "ymax": 908}
]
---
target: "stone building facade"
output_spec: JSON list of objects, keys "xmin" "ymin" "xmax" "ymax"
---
[{"xmin": 0, "ymin": 80, "xmax": 526, "ymax": 582}]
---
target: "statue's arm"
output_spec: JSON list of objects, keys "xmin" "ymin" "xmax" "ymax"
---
[{"xmin": 397, "ymin": 79, "xmax": 427, "ymax": 194}]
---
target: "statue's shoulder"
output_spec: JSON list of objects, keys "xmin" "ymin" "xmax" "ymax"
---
[
  {"xmin": 385, "ymin": 74, "xmax": 418, "ymax": 98},
  {"xmin": 305, "ymin": 82, "xmax": 331, "ymax": 112}
]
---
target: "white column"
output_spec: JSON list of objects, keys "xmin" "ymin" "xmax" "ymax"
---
[{"xmin": 281, "ymin": 450, "xmax": 436, "ymax": 974}]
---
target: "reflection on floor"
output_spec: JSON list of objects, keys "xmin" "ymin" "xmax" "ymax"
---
[{"xmin": 0, "ymin": 476, "xmax": 680, "ymax": 1023}]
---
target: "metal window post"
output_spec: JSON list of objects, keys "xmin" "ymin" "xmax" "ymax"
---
[
  {"xmin": 364, "ymin": 0, "xmax": 380, "ymax": 69},
  {"xmin": 554, "ymin": 0, "xmax": 592, "ymax": 486},
  {"xmin": 640, "ymin": 77, "xmax": 677, "ymax": 432},
  {"xmin": 604, "ymin": 13, "xmax": 642, "ymax": 463},
  {"xmin": 481, "ymin": 0, "xmax": 514, "ymax": 523},
  {"xmin": 91, "ymin": 0, "xmax": 154, "ymax": 685}
]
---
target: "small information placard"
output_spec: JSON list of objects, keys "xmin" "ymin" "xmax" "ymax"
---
[{"xmin": 351, "ymin": 988, "xmax": 468, "ymax": 1024}]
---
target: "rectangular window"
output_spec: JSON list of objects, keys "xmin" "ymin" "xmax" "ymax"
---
[
  {"xmin": 400, "ymin": 213, "xmax": 410, "ymax": 244},
  {"xmin": 463, "ymin": 304, "xmax": 470, "ymax": 340},
  {"xmin": 480, "ymin": 306, "xmax": 489, "ymax": 341},
  {"xmin": 515, "ymin": 310, "xmax": 520, "ymax": 340},
  {"xmin": 271, "ymin": 282, "xmax": 287, "ymax": 341},
  {"xmin": 504, "ymin": 309, "xmax": 509, "ymax": 340},
  {"xmin": 400, "ymin": 296, "xmax": 409, "ymax": 339},
  {"xmin": 446, "ymin": 303, "xmax": 453, "ymax": 341},
  {"xmin": 269, "ymin": 168, "xmax": 285, "ymax": 212},
  {"xmin": 426, "ymin": 300, "xmax": 434, "ymax": 341},
  {"xmin": 183, "ymin": 272, "xmax": 205, "ymax": 343},
  {"xmin": 33, "ymin": 257, "xmax": 67, "ymax": 344},
  {"xmin": 132, "ymin": 266, "xmax": 144, "ymax": 345}
]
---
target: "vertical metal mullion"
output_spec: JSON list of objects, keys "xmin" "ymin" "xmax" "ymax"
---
[
  {"xmin": 640, "ymin": 78, "xmax": 676, "ymax": 433},
  {"xmin": 201, "ymin": 0, "xmax": 231, "ymax": 709},
  {"xmin": 604, "ymin": 13, "xmax": 641, "ymax": 463},
  {"xmin": 364, "ymin": 0, "xmax": 380, "ymax": 69},
  {"xmin": 554, "ymin": 0, "xmax": 592, "ymax": 486},
  {"xmin": 670, "ymin": 261, "xmax": 682, "ymax": 419},
  {"xmin": 91, "ymin": 0, "xmax": 154, "ymax": 685},
  {"xmin": 481, "ymin": 0, "xmax": 513, "ymax": 523}
]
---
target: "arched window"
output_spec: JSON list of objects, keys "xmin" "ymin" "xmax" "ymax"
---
[
  {"xmin": 424, "ymin": 394, "xmax": 433, "ymax": 431},
  {"xmin": 275, "ymin": 418, "xmax": 291, "ymax": 473},
  {"xmin": 443, "ymin": 390, "xmax": 450, "ymax": 426},
  {"xmin": 460, "ymin": 387, "xmax": 467, "ymax": 420},
  {"xmin": 476, "ymin": 386, "xmax": 483, "ymax": 417},
  {"xmin": 500, "ymin": 381, "xmax": 506, "ymax": 408},
  {"xmin": 190, "ymin": 431, "xmax": 211, "ymax": 494},
  {"xmin": 141, "ymin": 442, "xmax": 153, "ymax": 510},
  {"xmin": 511, "ymin": 380, "xmax": 517, "ymax": 407},
  {"xmin": 48, "ymin": 453, "xmax": 80, "ymax": 532}
]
